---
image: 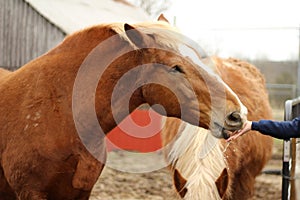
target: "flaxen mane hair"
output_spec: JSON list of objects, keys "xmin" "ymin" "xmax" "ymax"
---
[
  {"xmin": 114, "ymin": 21, "xmax": 183, "ymax": 50},
  {"xmin": 165, "ymin": 120, "xmax": 227, "ymax": 199}
]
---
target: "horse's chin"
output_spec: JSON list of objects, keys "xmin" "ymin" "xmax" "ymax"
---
[{"xmin": 210, "ymin": 123, "xmax": 231, "ymax": 139}]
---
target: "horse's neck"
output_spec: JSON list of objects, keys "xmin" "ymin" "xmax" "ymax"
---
[
  {"xmin": 94, "ymin": 52, "xmax": 145, "ymax": 134},
  {"xmin": 56, "ymin": 27, "xmax": 146, "ymax": 134},
  {"xmin": 8, "ymin": 26, "xmax": 144, "ymax": 135}
]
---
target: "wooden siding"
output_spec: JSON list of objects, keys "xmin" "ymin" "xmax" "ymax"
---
[{"xmin": 0, "ymin": 0, "xmax": 65, "ymax": 70}]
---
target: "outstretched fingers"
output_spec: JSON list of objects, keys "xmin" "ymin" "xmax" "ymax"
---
[{"xmin": 226, "ymin": 130, "xmax": 244, "ymax": 142}]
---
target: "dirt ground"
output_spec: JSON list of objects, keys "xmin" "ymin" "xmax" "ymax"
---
[{"xmin": 90, "ymin": 140, "xmax": 283, "ymax": 200}]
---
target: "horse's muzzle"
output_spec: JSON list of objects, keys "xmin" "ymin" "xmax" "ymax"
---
[
  {"xmin": 224, "ymin": 111, "xmax": 245, "ymax": 132},
  {"xmin": 225, "ymin": 111, "xmax": 243, "ymax": 127},
  {"xmin": 211, "ymin": 111, "xmax": 246, "ymax": 139}
]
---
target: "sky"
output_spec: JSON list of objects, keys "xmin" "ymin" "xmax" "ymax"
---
[{"xmin": 161, "ymin": 0, "xmax": 300, "ymax": 61}]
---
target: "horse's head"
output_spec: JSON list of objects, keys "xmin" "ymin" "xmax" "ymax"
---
[{"xmin": 122, "ymin": 22, "xmax": 247, "ymax": 138}]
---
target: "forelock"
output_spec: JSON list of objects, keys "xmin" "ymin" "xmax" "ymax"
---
[{"xmin": 109, "ymin": 21, "xmax": 183, "ymax": 50}]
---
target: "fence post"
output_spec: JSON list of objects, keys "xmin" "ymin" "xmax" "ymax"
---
[
  {"xmin": 282, "ymin": 100, "xmax": 292, "ymax": 200},
  {"xmin": 282, "ymin": 139, "xmax": 291, "ymax": 200},
  {"xmin": 283, "ymin": 98, "xmax": 300, "ymax": 200}
]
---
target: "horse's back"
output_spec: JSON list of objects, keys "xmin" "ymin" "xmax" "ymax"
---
[
  {"xmin": 213, "ymin": 56, "xmax": 272, "ymax": 119},
  {"xmin": 0, "ymin": 68, "xmax": 11, "ymax": 80}
]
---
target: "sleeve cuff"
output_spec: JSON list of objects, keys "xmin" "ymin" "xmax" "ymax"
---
[{"xmin": 251, "ymin": 121, "xmax": 259, "ymax": 131}]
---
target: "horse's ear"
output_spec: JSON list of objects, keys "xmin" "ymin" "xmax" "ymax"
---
[
  {"xmin": 173, "ymin": 169, "xmax": 188, "ymax": 198},
  {"xmin": 157, "ymin": 14, "xmax": 170, "ymax": 23},
  {"xmin": 215, "ymin": 168, "xmax": 229, "ymax": 199},
  {"xmin": 124, "ymin": 23, "xmax": 152, "ymax": 48}
]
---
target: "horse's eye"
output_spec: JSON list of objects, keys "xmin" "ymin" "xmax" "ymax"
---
[{"xmin": 170, "ymin": 65, "xmax": 184, "ymax": 73}]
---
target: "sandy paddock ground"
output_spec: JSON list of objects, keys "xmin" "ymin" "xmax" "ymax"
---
[{"xmin": 90, "ymin": 143, "xmax": 283, "ymax": 200}]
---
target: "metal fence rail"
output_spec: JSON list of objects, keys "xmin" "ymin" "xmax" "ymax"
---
[{"xmin": 282, "ymin": 97, "xmax": 300, "ymax": 200}]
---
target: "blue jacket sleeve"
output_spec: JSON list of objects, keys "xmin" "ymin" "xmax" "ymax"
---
[{"xmin": 251, "ymin": 117, "xmax": 300, "ymax": 139}]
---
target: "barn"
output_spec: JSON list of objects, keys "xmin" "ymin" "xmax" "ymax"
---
[{"xmin": 0, "ymin": 0, "xmax": 150, "ymax": 70}]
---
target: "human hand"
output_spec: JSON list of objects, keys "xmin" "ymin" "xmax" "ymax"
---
[{"xmin": 226, "ymin": 120, "xmax": 252, "ymax": 142}]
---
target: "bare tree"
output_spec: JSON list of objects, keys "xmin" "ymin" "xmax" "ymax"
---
[{"xmin": 128, "ymin": 0, "xmax": 171, "ymax": 17}]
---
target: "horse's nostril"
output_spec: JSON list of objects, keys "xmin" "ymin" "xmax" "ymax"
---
[
  {"xmin": 225, "ymin": 111, "xmax": 243, "ymax": 129},
  {"xmin": 228, "ymin": 111, "xmax": 241, "ymax": 122}
]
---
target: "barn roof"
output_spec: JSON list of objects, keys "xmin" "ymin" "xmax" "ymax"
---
[{"xmin": 24, "ymin": 0, "xmax": 151, "ymax": 34}]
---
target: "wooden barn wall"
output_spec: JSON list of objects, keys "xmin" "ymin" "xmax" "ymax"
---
[{"xmin": 0, "ymin": 0, "xmax": 66, "ymax": 70}]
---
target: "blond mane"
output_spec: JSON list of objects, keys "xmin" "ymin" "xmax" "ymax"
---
[
  {"xmin": 166, "ymin": 121, "xmax": 227, "ymax": 200},
  {"xmin": 110, "ymin": 21, "xmax": 183, "ymax": 50}
]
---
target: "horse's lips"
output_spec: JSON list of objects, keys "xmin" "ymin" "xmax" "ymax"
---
[
  {"xmin": 222, "ymin": 129, "xmax": 231, "ymax": 139},
  {"xmin": 213, "ymin": 122, "xmax": 230, "ymax": 139}
]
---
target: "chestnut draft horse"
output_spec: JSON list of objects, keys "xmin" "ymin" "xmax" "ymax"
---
[
  {"xmin": 0, "ymin": 19, "xmax": 247, "ymax": 199},
  {"xmin": 161, "ymin": 57, "xmax": 273, "ymax": 199}
]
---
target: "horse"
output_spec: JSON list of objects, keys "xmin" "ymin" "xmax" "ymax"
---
[
  {"xmin": 0, "ymin": 68, "xmax": 10, "ymax": 79},
  {"xmin": 161, "ymin": 56, "xmax": 273, "ymax": 199},
  {"xmin": 0, "ymin": 18, "xmax": 247, "ymax": 199}
]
